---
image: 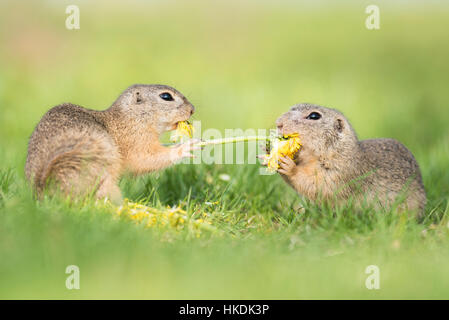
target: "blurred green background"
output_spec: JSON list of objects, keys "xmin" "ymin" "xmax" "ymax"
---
[{"xmin": 1, "ymin": 0, "xmax": 449, "ymax": 299}]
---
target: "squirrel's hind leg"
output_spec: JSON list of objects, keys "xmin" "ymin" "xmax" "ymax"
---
[
  {"xmin": 39, "ymin": 133, "xmax": 123, "ymax": 204},
  {"xmin": 95, "ymin": 175, "xmax": 123, "ymax": 205}
]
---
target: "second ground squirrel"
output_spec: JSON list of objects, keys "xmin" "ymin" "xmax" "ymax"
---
[
  {"xmin": 272, "ymin": 103, "xmax": 426, "ymax": 214},
  {"xmin": 25, "ymin": 84, "xmax": 198, "ymax": 203}
]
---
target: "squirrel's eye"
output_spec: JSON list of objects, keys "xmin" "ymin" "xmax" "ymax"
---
[
  {"xmin": 306, "ymin": 112, "xmax": 322, "ymax": 120},
  {"xmin": 159, "ymin": 92, "xmax": 174, "ymax": 101}
]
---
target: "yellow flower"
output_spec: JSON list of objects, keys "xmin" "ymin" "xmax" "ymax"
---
[
  {"xmin": 264, "ymin": 133, "xmax": 301, "ymax": 172},
  {"xmin": 171, "ymin": 120, "xmax": 194, "ymax": 142},
  {"xmin": 114, "ymin": 199, "xmax": 215, "ymax": 235}
]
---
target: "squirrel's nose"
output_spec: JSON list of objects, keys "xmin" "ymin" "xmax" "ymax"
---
[{"xmin": 189, "ymin": 104, "xmax": 195, "ymax": 116}]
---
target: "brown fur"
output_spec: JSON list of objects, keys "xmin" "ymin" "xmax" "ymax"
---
[
  {"xmin": 274, "ymin": 103, "xmax": 427, "ymax": 214},
  {"xmin": 25, "ymin": 84, "xmax": 196, "ymax": 203}
]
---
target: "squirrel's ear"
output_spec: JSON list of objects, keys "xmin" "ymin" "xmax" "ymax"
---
[
  {"xmin": 135, "ymin": 92, "xmax": 143, "ymax": 104},
  {"xmin": 334, "ymin": 118, "xmax": 344, "ymax": 133}
]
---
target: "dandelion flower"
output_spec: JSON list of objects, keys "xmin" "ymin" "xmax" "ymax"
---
[
  {"xmin": 114, "ymin": 199, "xmax": 215, "ymax": 235},
  {"xmin": 171, "ymin": 120, "xmax": 194, "ymax": 142},
  {"xmin": 264, "ymin": 133, "xmax": 301, "ymax": 172}
]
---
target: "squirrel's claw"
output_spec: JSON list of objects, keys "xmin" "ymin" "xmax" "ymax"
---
[
  {"xmin": 257, "ymin": 154, "xmax": 268, "ymax": 166},
  {"xmin": 175, "ymin": 138, "xmax": 201, "ymax": 159},
  {"xmin": 277, "ymin": 156, "xmax": 296, "ymax": 176}
]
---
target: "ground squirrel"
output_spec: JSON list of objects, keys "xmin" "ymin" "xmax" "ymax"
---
[
  {"xmin": 272, "ymin": 103, "xmax": 426, "ymax": 214},
  {"xmin": 25, "ymin": 84, "xmax": 198, "ymax": 203}
]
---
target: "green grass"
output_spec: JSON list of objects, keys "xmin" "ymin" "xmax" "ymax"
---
[{"xmin": 1, "ymin": 0, "xmax": 449, "ymax": 299}]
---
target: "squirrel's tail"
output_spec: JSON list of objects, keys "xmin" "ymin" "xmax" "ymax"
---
[{"xmin": 33, "ymin": 133, "xmax": 119, "ymax": 199}]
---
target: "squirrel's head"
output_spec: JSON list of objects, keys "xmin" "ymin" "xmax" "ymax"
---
[
  {"xmin": 276, "ymin": 103, "xmax": 358, "ymax": 158},
  {"xmin": 112, "ymin": 84, "xmax": 195, "ymax": 135}
]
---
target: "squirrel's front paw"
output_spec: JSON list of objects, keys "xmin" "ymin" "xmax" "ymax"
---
[
  {"xmin": 277, "ymin": 156, "xmax": 297, "ymax": 177},
  {"xmin": 256, "ymin": 154, "xmax": 268, "ymax": 166},
  {"xmin": 172, "ymin": 139, "xmax": 202, "ymax": 160},
  {"xmin": 256, "ymin": 142, "xmax": 269, "ymax": 166}
]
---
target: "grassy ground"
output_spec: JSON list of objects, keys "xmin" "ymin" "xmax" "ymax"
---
[{"xmin": 1, "ymin": 1, "xmax": 449, "ymax": 299}]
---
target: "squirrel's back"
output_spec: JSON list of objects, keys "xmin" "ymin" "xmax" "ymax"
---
[
  {"xmin": 25, "ymin": 103, "xmax": 120, "ymax": 197},
  {"xmin": 359, "ymin": 138, "xmax": 426, "ymax": 212}
]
